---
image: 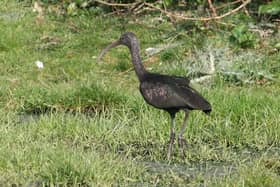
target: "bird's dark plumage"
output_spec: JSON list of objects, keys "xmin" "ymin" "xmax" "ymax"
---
[
  {"xmin": 98, "ymin": 32, "xmax": 211, "ymax": 159},
  {"xmin": 140, "ymin": 73, "xmax": 211, "ymax": 113}
]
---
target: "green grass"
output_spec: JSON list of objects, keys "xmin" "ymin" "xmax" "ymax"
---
[{"xmin": 0, "ymin": 1, "xmax": 280, "ymax": 186}]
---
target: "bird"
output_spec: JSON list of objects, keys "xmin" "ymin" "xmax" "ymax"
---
[{"xmin": 98, "ymin": 32, "xmax": 211, "ymax": 160}]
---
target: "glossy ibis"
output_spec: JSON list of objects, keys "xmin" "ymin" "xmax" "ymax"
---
[{"xmin": 98, "ymin": 32, "xmax": 211, "ymax": 159}]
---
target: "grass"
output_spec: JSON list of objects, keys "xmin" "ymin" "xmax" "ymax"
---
[{"xmin": 0, "ymin": 1, "xmax": 280, "ymax": 186}]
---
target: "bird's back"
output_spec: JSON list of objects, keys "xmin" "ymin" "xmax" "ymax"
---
[{"xmin": 140, "ymin": 73, "xmax": 211, "ymax": 113}]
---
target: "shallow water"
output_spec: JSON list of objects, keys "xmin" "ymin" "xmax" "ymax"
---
[
  {"xmin": 143, "ymin": 160, "xmax": 236, "ymax": 178},
  {"xmin": 0, "ymin": 12, "xmax": 23, "ymax": 21},
  {"xmin": 141, "ymin": 146, "xmax": 280, "ymax": 180},
  {"xmin": 17, "ymin": 113, "xmax": 41, "ymax": 124}
]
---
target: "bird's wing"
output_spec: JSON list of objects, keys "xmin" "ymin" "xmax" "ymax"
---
[
  {"xmin": 140, "ymin": 77, "xmax": 210, "ymax": 111},
  {"xmin": 171, "ymin": 76, "xmax": 190, "ymax": 86},
  {"xmin": 173, "ymin": 82, "xmax": 211, "ymax": 111},
  {"xmin": 140, "ymin": 81, "xmax": 180, "ymax": 109}
]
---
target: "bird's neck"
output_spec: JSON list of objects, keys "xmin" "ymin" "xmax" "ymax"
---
[{"xmin": 129, "ymin": 44, "xmax": 147, "ymax": 81}]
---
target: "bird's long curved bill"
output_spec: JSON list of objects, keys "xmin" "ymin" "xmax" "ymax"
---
[{"xmin": 97, "ymin": 40, "xmax": 121, "ymax": 61}]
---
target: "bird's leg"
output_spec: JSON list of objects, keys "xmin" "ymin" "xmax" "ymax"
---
[
  {"xmin": 167, "ymin": 116, "xmax": 175, "ymax": 160},
  {"xmin": 178, "ymin": 110, "xmax": 189, "ymax": 158}
]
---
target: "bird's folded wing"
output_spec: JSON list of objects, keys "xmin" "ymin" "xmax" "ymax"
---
[{"xmin": 140, "ymin": 81, "xmax": 210, "ymax": 110}]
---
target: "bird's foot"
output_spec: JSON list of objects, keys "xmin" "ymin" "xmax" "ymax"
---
[
  {"xmin": 178, "ymin": 137, "xmax": 187, "ymax": 159},
  {"xmin": 167, "ymin": 132, "xmax": 176, "ymax": 160}
]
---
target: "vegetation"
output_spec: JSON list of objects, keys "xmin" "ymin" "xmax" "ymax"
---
[{"xmin": 0, "ymin": 0, "xmax": 279, "ymax": 186}]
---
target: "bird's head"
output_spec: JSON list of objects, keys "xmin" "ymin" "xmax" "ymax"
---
[
  {"xmin": 119, "ymin": 32, "xmax": 137, "ymax": 47},
  {"xmin": 98, "ymin": 32, "xmax": 138, "ymax": 61}
]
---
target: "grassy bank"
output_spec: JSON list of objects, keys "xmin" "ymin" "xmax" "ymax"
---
[{"xmin": 0, "ymin": 1, "xmax": 280, "ymax": 186}]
